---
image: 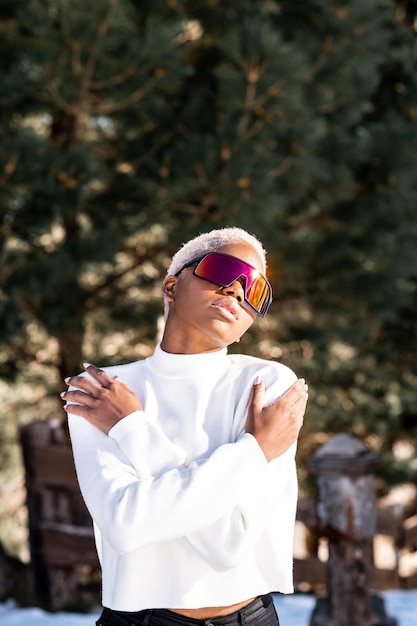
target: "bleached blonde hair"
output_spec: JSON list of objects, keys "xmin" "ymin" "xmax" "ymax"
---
[{"xmin": 163, "ymin": 227, "xmax": 267, "ymax": 318}]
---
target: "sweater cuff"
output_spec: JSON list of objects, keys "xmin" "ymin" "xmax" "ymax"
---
[
  {"xmin": 108, "ymin": 410, "xmax": 144, "ymax": 441},
  {"xmin": 238, "ymin": 432, "xmax": 269, "ymax": 467},
  {"xmin": 239, "ymin": 431, "xmax": 297, "ymax": 466}
]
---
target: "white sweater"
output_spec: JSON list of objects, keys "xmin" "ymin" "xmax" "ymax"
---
[{"xmin": 68, "ymin": 344, "xmax": 299, "ymax": 611}]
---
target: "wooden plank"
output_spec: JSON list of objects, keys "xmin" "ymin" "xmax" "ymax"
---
[
  {"xmin": 294, "ymin": 556, "xmax": 326, "ymax": 586},
  {"xmin": 403, "ymin": 514, "xmax": 417, "ymax": 547},
  {"xmin": 371, "ymin": 567, "xmax": 401, "ymax": 591},
  {"xmin": 402, "ymin": 570, "xmax": 417, "ymax": 589},
  {"xmin": 40, "ymin": 523, "xmax": 99, "ymax": 567},
  {"xmin": 28, "ymin": 446, "xmax": 79, "ymax": 490},
  {"xmin": 376, "ymin": 504, "xmax": 404, "ymax": 539},
  {"xmin": 296, "ymin": 498, "xmax": 317, "ymax": 528}
]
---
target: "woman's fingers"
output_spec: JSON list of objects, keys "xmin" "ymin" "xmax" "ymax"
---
[
  {"xmin": 82, "ymin": 362, "xmax": 115, "ymax": 388},
  {"xmin": 246, "ymin": 376, "xmax": 308, "ymax": 461},
  {"xmin": 64, "ymin": 374, "xmax": 99, "ymax": 394},
  {"xmin": 287, "ymin": 378, "xmax": 308, "ymax": 400},
  {"xmin": 250, "ymin": 376, "xmax": 265, "ymax": 410},
  {"xmin": 61, "ymin": 389, "xmax": 97, "ymax": 407},
  {"xmin": 62, "ymin": 364, "xmax": 142, "ymax": 433},
  {"xmin": 64, "ymin": 362, "xmax": 117, "ymax": 393}
]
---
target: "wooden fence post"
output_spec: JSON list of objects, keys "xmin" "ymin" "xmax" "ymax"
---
[{"xmin": 307, "ymin": 434, "xmax": 397, "ymax": 626}]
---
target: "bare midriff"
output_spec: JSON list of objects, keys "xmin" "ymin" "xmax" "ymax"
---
[{"xmin": 167, "ymin": 598, "xmax": 256, "ymax": 619}]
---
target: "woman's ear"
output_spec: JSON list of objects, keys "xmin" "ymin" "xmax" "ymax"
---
[{"xmin": 163, "ymin": 276, "xmax": 177, "ymax": 303}]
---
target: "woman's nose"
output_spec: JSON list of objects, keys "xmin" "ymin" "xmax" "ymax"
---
[{"xmin": 219, "ymin": 279, "xmax": 245, "ymax": 302}]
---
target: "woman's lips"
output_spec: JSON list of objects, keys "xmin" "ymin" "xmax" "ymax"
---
[{"xmin": 211, "ymin": 299, "xmax": 240, "ymax": 321}]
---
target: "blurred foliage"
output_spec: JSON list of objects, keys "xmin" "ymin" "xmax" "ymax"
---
[{"xmin": 1, "ymin": 0, "xmax": 417, "ymax": 559}]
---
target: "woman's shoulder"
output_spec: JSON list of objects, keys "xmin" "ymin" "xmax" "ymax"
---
[
  {"xmin": 98, "ymin": 359, "xmax": 146, "ymax": 387},
  {"xmin": 228, "ymin": 352, "xmax": 298, "ymax": 385}
]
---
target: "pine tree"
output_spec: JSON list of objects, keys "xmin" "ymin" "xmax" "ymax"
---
[
  {"xmin": 1, "ymin": 0, "xmax": 190, "ymax": 383},
  {"xmin": 268, "ymin": 0, "xmax": 417, "ymax": 487}
]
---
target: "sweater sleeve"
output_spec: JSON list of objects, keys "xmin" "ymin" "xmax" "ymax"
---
[
  {"xmin": 67, "ymin": 370, "xmax": 189, "ymax": 479},
  {"xmin": 178, "ymin": 365, "xmax": 299, "ymax": 570},
  {"xmin": 107, "ymin": 410, "xmax": 188, "ymax": 476},
  {"xmin": 179, "ymin": 444, "xmax": 297, "ymax": 570},
  {"xmin": 68, "ymin": 412, "xmax": 269, "ymax": 555},
  {"xmin": 104, "ymin": 404, "xmax": 297, "ymax": 571},
  {"xmin": 95, "ymin": 403, "xmax": 296, "ymax": 571}
]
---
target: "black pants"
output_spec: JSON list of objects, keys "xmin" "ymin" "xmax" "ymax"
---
[{"xmin": 96, "ymin": 594, "xmax": 279, "ymax": 626}]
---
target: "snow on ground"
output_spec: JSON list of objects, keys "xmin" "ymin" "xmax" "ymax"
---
[{"xmin": 0, "ymin": 590, "xmax": 416, "ymax": 626}]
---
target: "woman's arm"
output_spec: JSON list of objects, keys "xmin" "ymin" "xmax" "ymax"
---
[
  {"xmin": 178, "ymin": 370, "xmax": 303, "ymax": 570},
  {"xmin": 65, "ymin": 363, "xmax": 306, "ymax": 557},
  {"xmin": 68, "ymin": 411, "xmax": 268, "ymax": 555},
  {"xmin": 179, "ymin": 446, "xmax": 297, "ymax": 570}
]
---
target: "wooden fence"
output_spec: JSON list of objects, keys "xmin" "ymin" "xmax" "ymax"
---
[
  {"xmin": 19, "ymin": 419, "xmax": 417, "ymax": 611},
  {"xmin": 19, "ymin": 419, "xmax": 100, "ymax": 610},
  {"xmin": 294, "ymin": 497, "xmax": 417, "ymax": 592}
]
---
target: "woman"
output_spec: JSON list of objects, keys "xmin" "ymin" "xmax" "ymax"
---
[{"xmin": 62, "ymin": 227, "xmax": 307, "ymax": 626}]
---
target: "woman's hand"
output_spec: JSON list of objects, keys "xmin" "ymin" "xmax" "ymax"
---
[
  {"xmin": 246, "ymin": 377, "xmax": 307, "ymax": 462},
  {"xmin": 61, "ymin": 363, "xmax": 142, "ymax": 434}
]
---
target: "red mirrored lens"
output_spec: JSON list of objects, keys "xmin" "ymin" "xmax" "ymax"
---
[{"xmin": 194, "ymin": 253, "xmax": 272, "ymax": 316}]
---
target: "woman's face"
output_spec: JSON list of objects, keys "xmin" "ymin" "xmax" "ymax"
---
[{"xmin": 162, "ymin": 242, "xmax": 266, "ymax": 354}]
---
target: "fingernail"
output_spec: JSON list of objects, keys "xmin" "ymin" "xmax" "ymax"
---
[
  {"xmin": 64, "ymin": 377, "xmax": 71, "ymax": 384},
  {"xmin": 60, "ymin": 392, "xmax": 66, "ymax": 398},
  {"xmin": 83, "ymin": 362, "xmax": 92, "ymax": 369},
  {"xmin": 254, "ymin": 375, "xmax": 262, "ymax": 385}
]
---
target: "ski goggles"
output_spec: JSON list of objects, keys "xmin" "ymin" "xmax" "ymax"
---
[{"xmin": 175, "ymin": 252, "xmax": 273, "ymax": 316}]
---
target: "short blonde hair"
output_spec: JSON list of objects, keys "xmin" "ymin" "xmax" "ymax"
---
[{"xmin": 164, "ymin": 227, "xmax": 267, "ymax": 318}]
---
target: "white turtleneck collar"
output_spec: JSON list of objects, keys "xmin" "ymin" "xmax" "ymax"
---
[{"xmin": 146, "ymin": 343, "xmax": 230, "ymax": 380}]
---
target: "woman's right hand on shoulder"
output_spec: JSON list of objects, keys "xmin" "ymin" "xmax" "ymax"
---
[{"xmin": 61, "ymin": 363, "xmax": 143, "ymax": 434}]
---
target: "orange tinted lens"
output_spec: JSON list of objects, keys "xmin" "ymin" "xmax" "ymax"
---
[{"xmin": 246, "ymin": 275, "xmax": 271, "ymax": 316}]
